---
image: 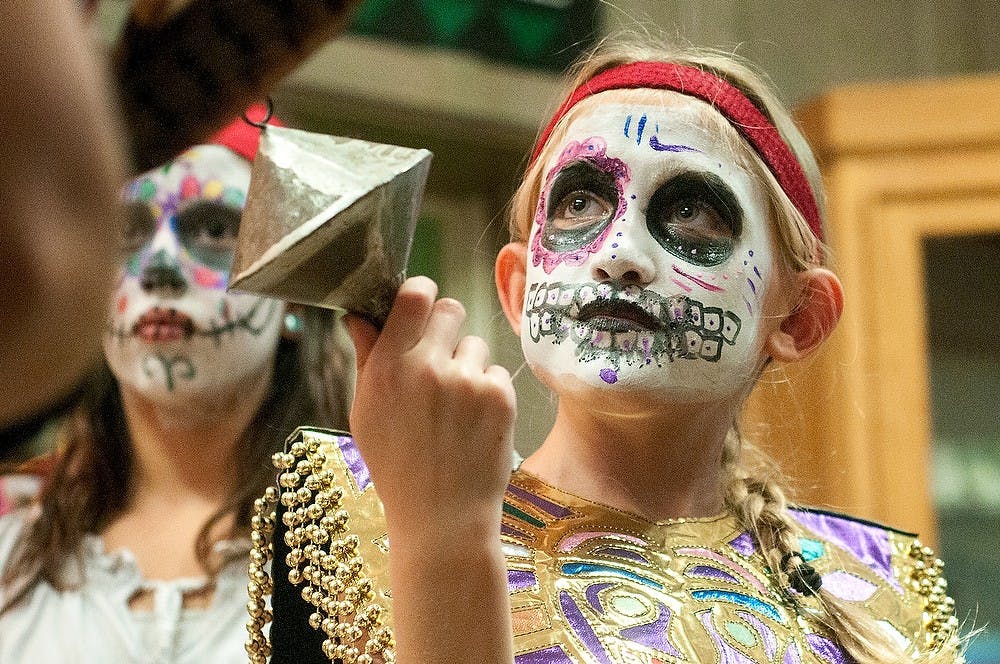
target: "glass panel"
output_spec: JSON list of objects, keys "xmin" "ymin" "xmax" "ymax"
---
[
  {"xmin": 925, "ymin": 233, "xmax": 1000, "ymax": 662},
  {"xmin": 349, "ymin": 0, "xmax": 602, "ymax": 71}
]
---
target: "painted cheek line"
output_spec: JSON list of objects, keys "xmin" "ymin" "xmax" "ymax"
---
[
  {"xmin": 671, "ymin": 278, "xmax": 693, "ymax": 293},
  {"xmin": 745, "ymin": 266, "xmax": 765, "ymax": 302},
  {"xmin": 672, "ymin": 265, "xmax": 726, "ymax": 293},
  {"xmin": 743, "ymin": 251, "xmax": 764, "ymax": 302}
]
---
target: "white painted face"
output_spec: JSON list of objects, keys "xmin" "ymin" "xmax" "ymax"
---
[
  {"xmin": 103, "ymin": 145, "xmax": 284, "ymax": 404},
  {"xmin": 522, "ymin": 90, "xmax": 779, "ymax": 403}
]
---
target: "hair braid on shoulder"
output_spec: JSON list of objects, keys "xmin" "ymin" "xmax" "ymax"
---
[{"xmin": 721, "ymin": 427, "xmax": 956, "ymax": 663}]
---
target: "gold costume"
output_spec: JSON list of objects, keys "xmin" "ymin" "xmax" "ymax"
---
[{"xmin": 247, "ymin": 428, "xmax": 961, "ymax": 664}]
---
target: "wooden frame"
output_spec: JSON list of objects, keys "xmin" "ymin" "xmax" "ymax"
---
[{"xmin": 745, "ymin": 75, "xmax": 1000, "ymax": 544}]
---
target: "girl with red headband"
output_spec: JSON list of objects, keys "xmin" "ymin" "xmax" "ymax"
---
[
  {"xmin": 257, "ymin": 44, "xmax": 962, "ymax": 664},
  {"xmin": 0, "ymin": 110, "xmax": 353, "ymax": 663}
]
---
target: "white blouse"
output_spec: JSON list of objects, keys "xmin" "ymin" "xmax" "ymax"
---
[{"xmin": 0, "ymin": 478, "xmax": 255, "ymax": 664}]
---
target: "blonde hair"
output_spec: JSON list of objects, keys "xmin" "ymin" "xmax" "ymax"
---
[{"xmin": 509, "ymin": 38, "xmax": 957, "ymax": 664}]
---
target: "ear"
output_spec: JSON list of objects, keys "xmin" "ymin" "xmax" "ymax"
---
[
  {"xmin": 495, "ymin": 242, "xmax": 528, "ymax": 335},
  {"xmin": 766, "ymin": 268, "xmax": 844, "ymax": 362}
]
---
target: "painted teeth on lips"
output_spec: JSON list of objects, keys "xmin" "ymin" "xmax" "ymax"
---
[
  {"xmin": 576, "ymin": 298, "xmax": 662, "ymax": 333},
  {"xmin": 132, "ymin": 307, "xmax": 195, "ymax": 342}
]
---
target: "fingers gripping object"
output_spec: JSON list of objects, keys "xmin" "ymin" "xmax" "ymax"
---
[{"xmin": 246, "ymin": 435, "xmax": 395, "ymax": 664}]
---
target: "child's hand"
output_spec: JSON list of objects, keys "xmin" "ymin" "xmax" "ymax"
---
[
  {"xmin": 344, "ymin": 276, "xmax": 516, "ymax": 662},
  {"xmin": 343, "ymin": 276, "xmax": 516, "ymax": 545}
]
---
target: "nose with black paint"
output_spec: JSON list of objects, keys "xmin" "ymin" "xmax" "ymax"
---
[{"xmin": 140, "ymin": 249, "xmax": 187, "ymax": 296}]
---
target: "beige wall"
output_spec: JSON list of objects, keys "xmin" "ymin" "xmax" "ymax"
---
[{"xmin": 604, "ymin": 0, "xmax": 1000, "ymax": 104}]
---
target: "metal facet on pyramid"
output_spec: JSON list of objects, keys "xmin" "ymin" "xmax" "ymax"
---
[{"xmin": 229, "ymin": 126, "xmax": 432, "ymax": 326}]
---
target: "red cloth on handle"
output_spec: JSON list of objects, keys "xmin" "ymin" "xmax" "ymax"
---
[{"xmin": 208, "ymin": 103, "xmax": 285, "ymax": 162}]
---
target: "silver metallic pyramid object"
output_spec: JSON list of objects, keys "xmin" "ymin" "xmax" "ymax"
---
[{"xmin": 229, "ymin": 125, "xmax": 432, "ymax": 325}]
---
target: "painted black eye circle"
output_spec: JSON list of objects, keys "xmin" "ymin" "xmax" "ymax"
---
[
  {"xmin": 122, "ymin": 202, "xmax": 157, "ymax": 255},
  {"xmin": 551, "ymin": 190, "xmax": 615, "ymax": 232},
  {"xmin": 542, "ymin": 161, "xmax": 620, "ymax": 253},
  {"xmin": 175, "ymin": 201, "xmax": 242, "ymax": 270},
  {"xmin": 646, "ymin": 173, "xmax": 743, "ymax": 267},
  {"xmin": 667, "ymin": 200, "xmax": 732, "ymax": 241}
]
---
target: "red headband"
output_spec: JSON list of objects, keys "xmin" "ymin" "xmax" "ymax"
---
[
  {"xmin": 208, "ymin": 103, "xmax": 284, "ymax": 162},
  {"xmin": 530, "ymin": 61, "xmax": 822, "ymax": 241}
]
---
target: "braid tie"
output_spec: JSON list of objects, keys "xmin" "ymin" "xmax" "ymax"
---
[{"xmin": 780, "ymin": 551, "xmax": 823, "ymax": 595}]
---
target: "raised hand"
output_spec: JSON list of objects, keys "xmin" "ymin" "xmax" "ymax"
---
[
  {"xmin": 344, "ymin": 276, "xmax": 515, "ymax": 531},
  {"xmin": 344, "ymin": 275, "xmax": 515, "ymax": 663}
]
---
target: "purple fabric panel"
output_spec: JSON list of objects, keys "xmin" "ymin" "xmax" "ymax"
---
[
  {"xmin": 698, "ymin": 611, "xmax": 757, "ymax": 664},
  {"xmin": 515, "ymin": 645, "xmax": 575, "ymax": 664},
  {"xmin": 790, "ymin": 509, "xmax": 898, "ymax": 591},
  {"xmin": 584, "ymin": 582, "xmax": 614, "ymax": 614},
  {"xmin": 506, "ymin": 483, "xmax": 574, "ymax": 518},
  {"xmin": 783, "ymin": 642, "xmax": 802, "ymax": 664},
  {"xmin": 687, "ymin": 564, "xmax": 740, "ymax": 584},
  {"xmin": 593, "ymin": 546, "xmax": 651, "ymax": 565},
  {"xmin": 559, "ymin": 591, "xmax": 614, "ymax": 664},
  {"xmin": 619, "ymin": 603, "xmax": 682, "ymax": 658},
  {"xmin": 335, "ymin": 435, "xmax": 370, "ymax": 492},
  {"xmin": 507, "ymin": 570, "xmax": 538, "ymax": 594},
  {"xmin": 737, "ymin": 611, "xmax": 777, "ymax": 661},
  {"xmin": 822, "ymin": 571, "xmax": 878, "ymax": 602},
  {"xmin": 501, "ymin": 523, "xmax": 534, "ymax": 542},
  {"xmin": 728, "ymin": 531, "xmax": 756, "ymax": 556},
  {"xmin": 806, "ymin": 634, "xmax": 853, "ymax": 664}
]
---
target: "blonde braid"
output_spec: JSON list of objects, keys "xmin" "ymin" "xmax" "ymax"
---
[{"xmin": 722, "ymin": 427, "xmax": 960, "ymax": 663}]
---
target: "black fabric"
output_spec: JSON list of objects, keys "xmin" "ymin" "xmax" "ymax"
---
[
  {"xmin": 114, "ymin": 0, "xmax": 355, "ymax": 171},
  {"xmin": 269, "ymin": 496, "xmax": 329, "ymax": 664},
  {"xmin": 0, "ymin": 374, "xmax": 90, "ymax": 461}
]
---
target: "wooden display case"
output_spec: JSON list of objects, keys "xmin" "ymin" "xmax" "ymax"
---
[{"xmin": 744, "ymin": 75, "xmax": 1000, "ymax": 544}]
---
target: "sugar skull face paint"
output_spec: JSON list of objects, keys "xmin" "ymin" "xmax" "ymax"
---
[
  {"xmin": 522, "ymin": 91, "xmax": 778, "ymax": 401},
  {"xmin": 104, "ymin": 145, "xmax": 284, "ymax": 402}
]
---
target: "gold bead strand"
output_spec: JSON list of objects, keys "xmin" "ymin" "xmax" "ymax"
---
[
  {"xmin": 907, "ymin": 540, "xmax": 962, "ymax": 657},
  {"xmin": 249, "ymin": 433, "xmax": 396, "ymax": 663},
  {"xmin": 246, "ymin": 480, "xmax": 280, "ymax": 663}
]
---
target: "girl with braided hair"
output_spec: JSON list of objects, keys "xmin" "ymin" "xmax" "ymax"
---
[{"xmin": 257, "ymin": 39, "xmax": 963, "ymax": 664}]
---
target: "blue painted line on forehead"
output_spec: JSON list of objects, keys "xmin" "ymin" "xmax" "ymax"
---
[
  {"xmin": 648, "ymin": 136, "xmax": 701, "ymax": 153},
  {"xmin": 623, "ymin": 114, "xmax": 632, "ymax": 137},
  {"xmin": 636, "ymin": 114, "xmax": 647, "ymax": 145}
]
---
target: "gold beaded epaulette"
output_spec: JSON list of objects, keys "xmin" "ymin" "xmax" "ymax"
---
[
  {"xmin": 246, "ymin": 427, "xmax": 395, "ymax": 664},
  {"xmin": 904, "ymin": 538, "xmax": 961, "ymax": 655}
]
